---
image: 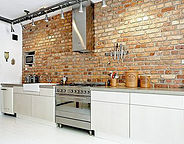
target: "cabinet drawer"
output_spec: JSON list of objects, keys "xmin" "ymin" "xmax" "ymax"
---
[
  {"xmin": 131, "ymin": 93, "xmax": 184, "ymax": 109},
  {"xmin": 92, "ymin": 91, "xmax": 129, "ymax": 104},
  {"xmin": 40, "ymin": 88, "xmax": 54, "ymax": 97},
  {"xmin": 13, "ymin": 87, "xmax": 23, "ymax": 94}
]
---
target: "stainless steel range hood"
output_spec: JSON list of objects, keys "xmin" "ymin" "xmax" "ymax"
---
[{"xmin": 72, "ymin": 1, "xmax": 94, "ymax": 52}]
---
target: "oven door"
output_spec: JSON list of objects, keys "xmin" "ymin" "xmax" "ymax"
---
[{"xmin": 56, "ymin": 94, "xmax": 91, "ymax": 122}]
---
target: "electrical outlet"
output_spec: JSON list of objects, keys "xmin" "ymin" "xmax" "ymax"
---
[{"xmin": 182, "ymin": 60, "xmax": 184, "ymax": 64}]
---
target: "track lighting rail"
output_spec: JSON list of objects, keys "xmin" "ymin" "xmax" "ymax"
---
[
  {"xmin": 12, "ymin": 0, "xmax": 88, "ymax": 24},
  {"xmin": 0, "ymin": 0, "xmax": 88, "ymax": 24}
]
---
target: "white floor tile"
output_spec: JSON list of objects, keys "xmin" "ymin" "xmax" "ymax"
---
[{"xmin": 0, "ymin": 115, "xmax": 121, "ymax": 144}]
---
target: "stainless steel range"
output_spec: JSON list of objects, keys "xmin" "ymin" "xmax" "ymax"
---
[{"xmin": 55, "ymin": 83, "xmax": 105, "ymax": 135}]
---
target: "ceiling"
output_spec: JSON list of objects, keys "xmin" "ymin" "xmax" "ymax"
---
[{"xmin": 0, "ymin": 0, "xmax": 101, "ymax": 19}]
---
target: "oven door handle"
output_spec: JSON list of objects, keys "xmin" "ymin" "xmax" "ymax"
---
[
  {"xmin": 56, "ymin": 101, "xmax": 73, "ymax": 106},
  {"xmin": 56, "ymin": 95, "xmax": 90, "ymax": 99},
  {"xmin": 56, "ymin": 95, "xmax": 90, "ymax": 103}
]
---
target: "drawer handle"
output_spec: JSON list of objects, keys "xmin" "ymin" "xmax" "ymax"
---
[{"xmin": 1, "ymin": 89, "xmax": 7, "ymax": 91}]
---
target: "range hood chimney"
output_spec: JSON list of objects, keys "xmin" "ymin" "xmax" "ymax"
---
[{"xmin": 72, "ymin": 1, "xmax": 94, "ymax": 53}]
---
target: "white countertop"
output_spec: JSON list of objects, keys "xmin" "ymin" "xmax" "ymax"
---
[{"xmin": 91, "ymin": 86, "xmax": 184, "ymax": 96}]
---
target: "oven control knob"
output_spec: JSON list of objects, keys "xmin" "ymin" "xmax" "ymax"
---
[
  {"xmin": 77, "ymin": 90, "xmax": 80, "ymax": 93},
  {"xmin": 57, "ymin": 89, "xmax": 60, "ymax": 92},
  {"xmin": 63, "ymin": 89, "xmax": 66, "ymax": 93},
  {"xmin": 88, "ymin": 91, "xmax": 90, "ymax": 94},
  {"xmin": 83, "ymin": 91, "xmax": 86, "ymax": 94},
  {"xmin": 60, "ymin": 89, "xmax": 63, "ymax": 92},
  {"xmin": 80, "ymin": 90, "xmax": 83, "ymax": 94},
  {"xmin": 70, "ymin": 90, "xmax": 73, "ymax": 93},
  {"xmin": 74, "ymin": 90, "xmax": 77, "ymax": 93}
]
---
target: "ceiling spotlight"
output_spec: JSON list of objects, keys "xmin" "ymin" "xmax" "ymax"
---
[
  {"xmin": 45, "ymin": 13, "xmax": 49, "ymax": 22},
  {"xmin": 20, "ymin": 23, "xmax": 26, "ymax": 30},
  {"xmin": 102, "ymin": 0, "xmax": 107, "ymax": 7},
  {"xmin": 79, "ymin": 0, "xmax": 83, "ymax": 13},
  {"xmin": 61, "ymin": 8, "xmax": 65, "ymax": 19},
  {"xmin": 11, "ymin": 23, "xmax": 15, "ymax": 33},
  {"xmin": 24, "ymin": 10, "xmax": 30, "ymax": 15},
  {"xmin": 32, "ymin": 18, "xmax": 36, "ymax": 26}
]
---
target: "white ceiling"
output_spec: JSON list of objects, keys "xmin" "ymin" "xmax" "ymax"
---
[{"xmin": 0, "ymin": 0, "xmax": 101, "ymax": 19}]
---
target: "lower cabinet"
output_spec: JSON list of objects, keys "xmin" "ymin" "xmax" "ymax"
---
[
  {"xmin": 14, "ymin": 88, "xmax": 55, "ymax": 122},
  {"xmin": 1, "ymin": 87, "xmax": 14, "ymax": 114},
  {"xmin": 92, "ymin": 91, "xmax": 184, "ymax": 144},
  {"xmin": 14, "ymin": 93, "xmax": 32, "ymax": 116},
  {"xmin": 130, "ymin": 93, "xmax": 184, "ymax": 144},
  {"xmin": 130, "ymin": 105, "xmax": 184, "ymax": 144},
  {"xmin": 32, "ymin": 95, "xmax": 54, "ymax": 122},
  {"xmin": 91, "ymin": 91, "xmax": 129, "ymax": 142}
]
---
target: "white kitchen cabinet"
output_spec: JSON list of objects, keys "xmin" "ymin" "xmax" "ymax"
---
[
  {"xmin": 14, "ymin": 87, "xmax": 55, "ymax": 122},
  {"xmin": 13, "ymin": 87, "xmax": 23, "ymax": 94},
  {"xmin": 16, "ymin": 94, "xmax": 32, "ymax": 116},
  {"xmin": 130, "ymin": 93, "xmax": 184, "ymax": 144},
  {"xmin": 14, "ymin": 93, "xmax": 21, "ymax": 113},
  {"xmin": 32, "ymin": 95, "xmax": 54, "ymax": 122},
  {"xmin": 32, "ymin": 88, "xmax": 55, "ymax": 122},
  {"xmin": 1, "ymin": 87, "xmax": 14, "ymax": 114},
  {"xmin": 91, "ymin": 91, "xmax": 129, "ymax": 142}
]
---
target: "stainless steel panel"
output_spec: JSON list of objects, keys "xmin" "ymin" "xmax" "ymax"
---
[
  {"xmin": 55, "ymin": 86, "xmax": 91, "ymax": 96},
  {"xmin": 55, "ymin": 85, "xmax": 92, "ymax": 130},
  {"xmin": 56, "ymin": 95, "xmax": 90, "ymax": 103},
  {"xmin": 72, "ymin": 7, "xmax": 87, "ymax": 52},
  {"xmin": 56, "ymin": 103, "xmax": 90, "ymax": 115},
  {"xmin": 56, "ymin": 116, "xmax": 91, "ymax": 130},
  {"xmin": 56, "ymin": 110, "xmax": 90, "ymax": 122}
]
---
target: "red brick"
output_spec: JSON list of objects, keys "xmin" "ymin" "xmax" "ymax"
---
[
  {"xmin": 161, "ymin": 7, "xmax": 175, "ymax": 13},
  {"xmin": 22, "ymin": 0, "xmax": 184, "ymax": 88}
]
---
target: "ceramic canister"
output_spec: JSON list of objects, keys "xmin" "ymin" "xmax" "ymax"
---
[{"xmin": 125, "ymin": 70, "xmax": 138, "ymax": 88}]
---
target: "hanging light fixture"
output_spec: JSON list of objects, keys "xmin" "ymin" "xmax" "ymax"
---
[
  {"xmin": 79, "ymin": 0, "xmax": 83, "ymax": 13},
  {"xmin": 32, "ymin": 18, "xmax": 35, "ymax": 26},
  {"xmin": 11, "ymin": 23, "xmax": 15, "ymax": 33},
  {"xmin": 20, "ymin": 23, "xmax": 26, "ymax": 30},
  {"xmin": 102, "ymin": 0, "xmax": 107, "ymax": 7},
  {"xmin": 45, "ymin": 13, "xmax": 49, "ymax": 22},
  {"xmin": 60, "ymin": 6, "xmax": 65, "ymax": 19}
]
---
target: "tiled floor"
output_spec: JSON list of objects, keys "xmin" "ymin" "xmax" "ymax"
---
[{"xmin": 0, "ymin": 115, "xmax": 120, "ymax": 144}]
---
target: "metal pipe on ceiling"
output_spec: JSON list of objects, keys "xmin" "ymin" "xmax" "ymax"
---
[{"xmin": 0, "ymin": 16, "xmax": 12, "ymax": 24}]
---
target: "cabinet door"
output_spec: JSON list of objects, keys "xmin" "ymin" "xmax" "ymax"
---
[
  {"xmin": 18, "ymin": 94, "xmax": 32, "ymax": 116},
  {"xmin": 91, "ymin": 101, "xmax": 129, "ymax": 141},
  {"xmin": 14, "ymin": 93, "xmax": 21, "ymax": 113},
  {"xmin": 32, "ymin": 96, "xmax": 54, "ymax": 122},
  {"xmin": 0, "ymin": 89, "xmax": 2, "ymax": 112},
  {"xmin": 130, "ymin": 105, "xmax": 184, "ymax": 144},
  {"xmin": 2, "ymin": 88, "xmax": 13, "ymax": 114}
]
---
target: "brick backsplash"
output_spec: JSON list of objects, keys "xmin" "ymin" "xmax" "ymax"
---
[{"xmin": 23, "ymin": 0, "xmax": 184, "ymax": 88}]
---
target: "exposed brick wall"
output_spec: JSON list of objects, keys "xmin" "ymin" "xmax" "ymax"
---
[{"xmin": 23, "ymin": 0, "xmax": 184, "ymax": 88}]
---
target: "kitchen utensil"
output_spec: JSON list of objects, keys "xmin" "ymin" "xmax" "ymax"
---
[
  {"xmin": 112, "ymin": 72, "xmax": 116, "ymax": 79},
  {"xmin": 117, "ymin": 49, "xmax": 120, "ymax": 61},
  {"xmin": 110, "ymin": 49, "xmax": 113, "ymax": 60},
  {"xmin": 120, "ymin": 44, "xmax": 123, "ymax": 59},
  {"xmin": 107, "ymin": 80, "xmax": 111, "ymax": 86},
  {"xmin": 114, "ymin": 43, "xmax": 117, "ymax": 60}
]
